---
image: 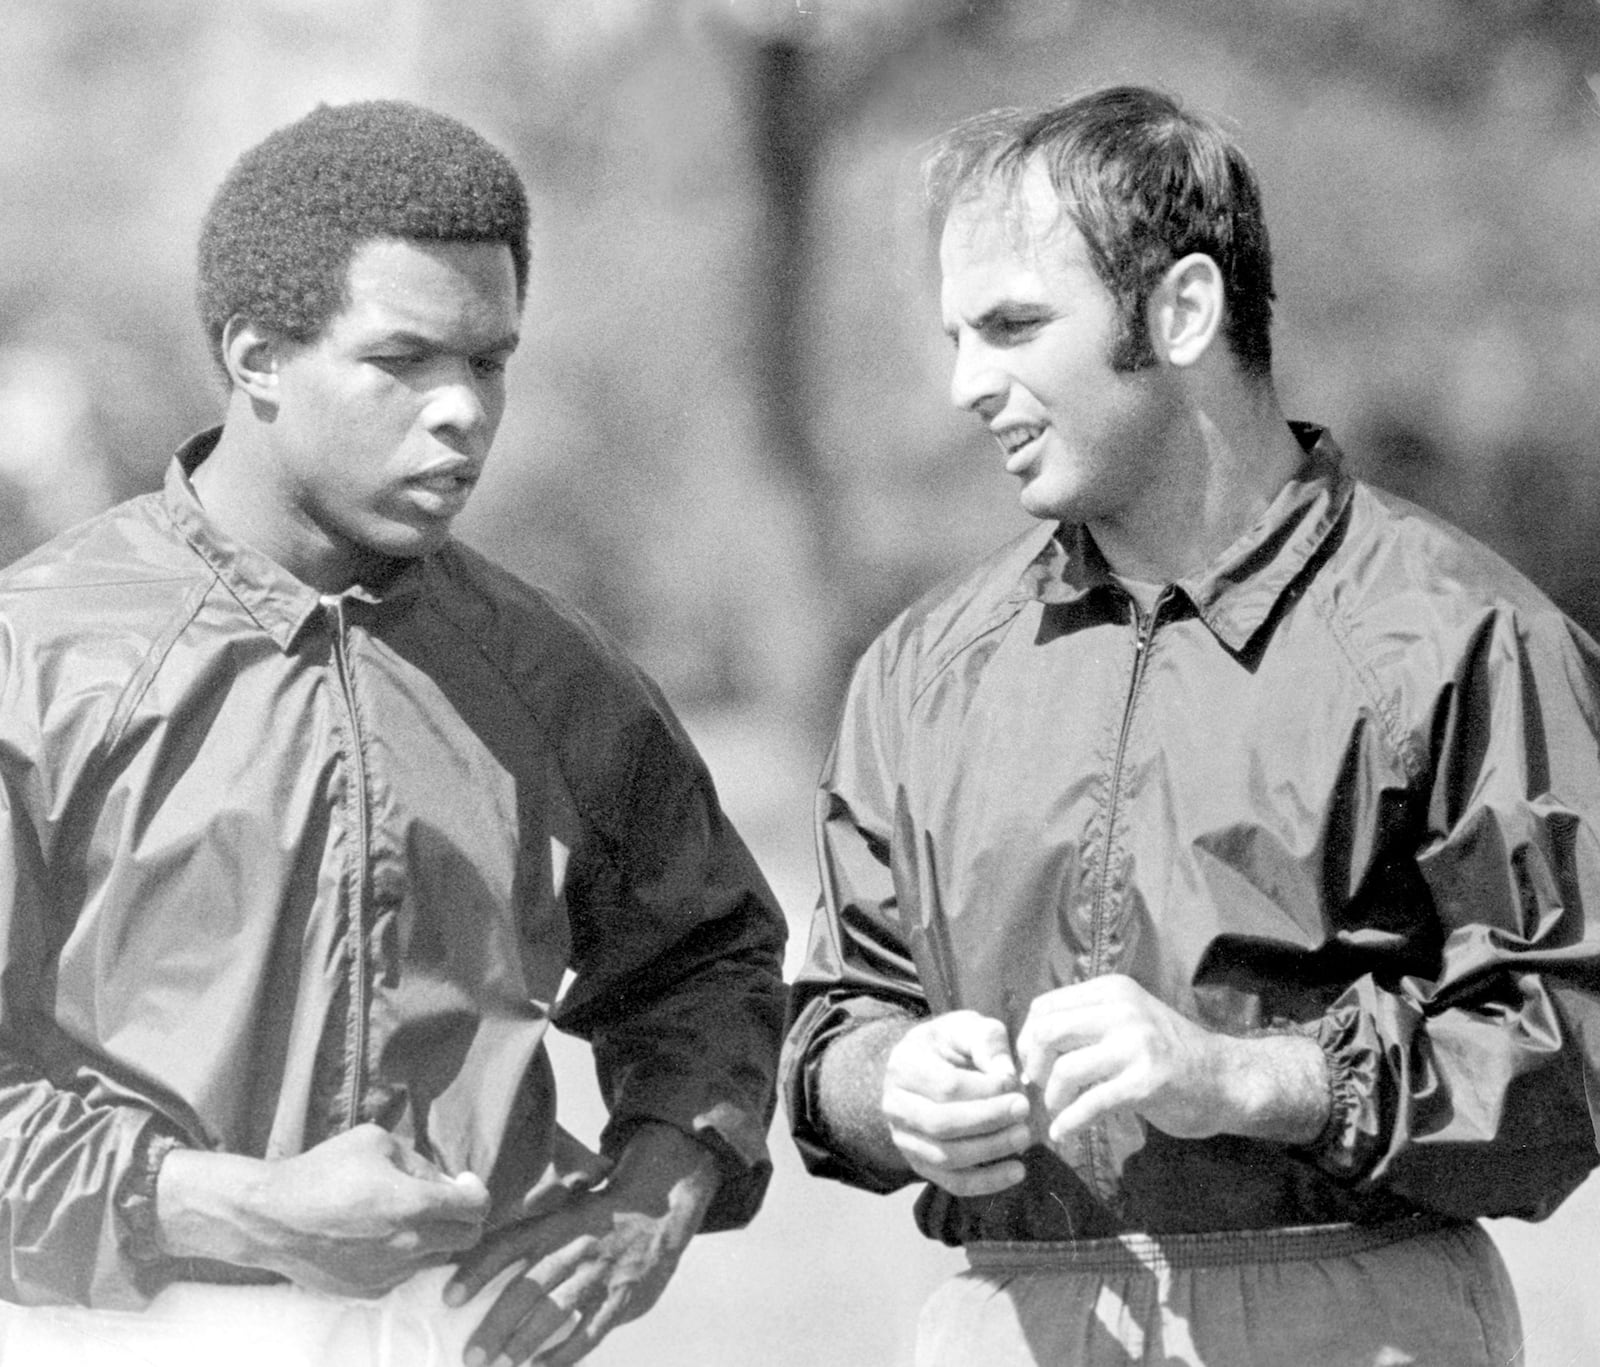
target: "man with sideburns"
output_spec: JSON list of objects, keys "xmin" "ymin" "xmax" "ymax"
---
[
  {"xmin": 783, "ymin": 84, "xmax": 1600, "ymax": 1365},
  {"xmin": 0, "ymin": 100, "xmax": 785, "ymax": 1366}
]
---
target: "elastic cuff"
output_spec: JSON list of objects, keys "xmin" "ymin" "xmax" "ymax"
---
[
  {"xmin": 1290, "ymin": 1016, "xmax": 1365, "ymax": 1164},
  {"xmin": 116, "ymin": 1130, "xmax": 183, "ymax": 1265}
]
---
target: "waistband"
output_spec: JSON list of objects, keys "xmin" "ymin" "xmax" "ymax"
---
[{"xmin": 964, "ymin": 1213, "xmax": 1462, "ymax": 1275}]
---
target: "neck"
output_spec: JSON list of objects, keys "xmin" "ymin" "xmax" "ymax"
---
[
  {"xmin": 191, "ymin": 413, "xmax": 362, "ymax": 594},
  {"xmin": 1089, "ymin": 377, "xmax": 1301, "ymax": 583}
]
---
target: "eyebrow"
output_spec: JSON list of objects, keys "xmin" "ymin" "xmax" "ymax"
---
[
  {"xmin": 370, "ymin": 329, "xmax": 521, "ymax": 353},
  {"xmin": 943, "ymin": 302, "xmax": 1050, "ymax": 340}
]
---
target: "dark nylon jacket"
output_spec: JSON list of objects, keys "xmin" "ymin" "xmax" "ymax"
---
[
  {"xmin": 0, "ymin": 431, "xmax": 787, "ymax": 1308},
  {"xmin": 784, "ymin": 424, "xmax": 1600, "ymax": 1246}
]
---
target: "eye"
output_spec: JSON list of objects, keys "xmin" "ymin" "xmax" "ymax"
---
[
  {"xmin": 471, "ymin": 355, "xmax": 509, "ymax": 379},
  {"xmin": 983, "ymin": 314, "xmax": 1046, "ymax": 346},
  {"xmin": 370, "ymin": 352, "xmax": 426, "ymax": 375}
]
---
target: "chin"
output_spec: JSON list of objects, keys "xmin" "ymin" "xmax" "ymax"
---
[
  {"xmin": 354, "ymin": 532, "xmax": 449, "ymax": 568},
  {"xmin": 386, "ymin": 514, "xmax": 459, "ymax": 551},
  {"xmin": 1017, "ymin": 485, "xmax": 1081, "ymax": 524}
]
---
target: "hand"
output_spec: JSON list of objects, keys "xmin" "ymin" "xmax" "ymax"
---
[
  {"xmin": 444, "ymin": 1122, "xmax": 719, "ymax": 1366},
  {"xmin": 157, "ymin": 1123, "xmax": 490, "ymax": 1297},
  {"xmin": 1013, "ymin": 975, "xmax": 1329, "ymax": 1148},
  {"xmin": 509, "ymin": 1125, "xmax": 615, "ymax": 1226},
  {"xmin": 881, "ymin": 1010, "xmax": 1033, "ymax": 1197}
]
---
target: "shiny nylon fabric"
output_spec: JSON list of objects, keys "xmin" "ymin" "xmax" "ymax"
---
[
  {"xmin": 784, "ymin": 424, "xmax": 1600, "ymax": 1246},
  {"xmin": 0, "ymin": 432, "xmax": 787, "ymax": 1307}
]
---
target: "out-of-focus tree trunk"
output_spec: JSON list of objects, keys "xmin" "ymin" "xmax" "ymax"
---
[{"xmin": 712, "ymin": 0, "xmax": 1007, "ymax": 719}]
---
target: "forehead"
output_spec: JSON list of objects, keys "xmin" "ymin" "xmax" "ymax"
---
[
  {"xmin": 329, "ymin": 237, "xmax": 521, "ymax": 343},
  {"xmin": 939, "ymin": 163, "xmax": 1096, "ymax": 309}
]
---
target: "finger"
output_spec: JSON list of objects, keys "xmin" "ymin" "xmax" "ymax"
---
[
  {"xmin": 906, "ymin": 1154, "xmax": 1026, "ymax": 1197},
  {"xmin": 944, "ymin": 1013, "xmax": 1019, "ymax": 1082},
  {"xmin": 1015, "ymin": 1004, "xmax": 1120, "ymax": 1087},
  {"xmin": 892, "ymin": 1120, "xmax": 1031, "ymax": 1172},
  {"xmin": 447, "ymin": 1225, "xmax": 544, "ymax": 1306},
  {"xmin": 407, "ymin": 1212, "xmax": 490, "ymax": 1259},
  {"xmin": 883, "ymin": 1088, "xmax": 1030, "ymax": 1140},
  {"xmin": 538, "ymin": 1321, "xmax": 602, "ymax": 1366},
  {"xmin": 550, "ymin": 1127, "xmax": 614, "ymax": 1188},
  {"xmin": 492, "ymin": 1295, "xmax": 583, "ymax": 1367},
  {"xmin": 461, "ymin": 1274, "xmax": 568, "ymax": 1367},
  {"xmin": 888, "ymin": 1043, "xmax": 1025, "ymax": 1105},
  {"xmin": 538, "ymin": 1304, "xmax": 621, "ymax": 1367},
  {"xmin": 1047, "ymin": 1072, "xmax": 1145, "ymax": 1143},
  {"xmin": 527, "ymin": 1265, "xmax": 616, "ymax": 1366},
  {"xmin": 475, "ymin": 1245, "xmax": 605, "ymax": 1367},
  {"xmin": 388, "ymin": 1141, "xmax": 445, "ymax": 1181},
  {"xmin": 1039, "ymin": 1038, "xmax": 1123, "ymax": 1116},
  {"xmin": 517, "ymin": 1168, "xmax": 609, "ymax": 1225},
  {"xmin": 399, "ymin": 1170, "xmax": 493, "ymax": 1227},
  {"xmin": 538, "ymin": 1306, "xmax": 614, "ymax": 1367},
  {"xmin": 460, "ymin": 1242, "xmax": 591, "ymax": 1365}
]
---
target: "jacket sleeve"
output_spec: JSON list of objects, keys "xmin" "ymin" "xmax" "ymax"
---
[
  {"xmin": 780, "ymin": 634, "xmax": 929, "ymax": 1195},
  {"xmin": 552, "ymin": 671, "xmax": 787, "ymax": 1233},
  {"xmin": 0, "ymin": 660, "xmax": 186, "ymax": 1308},
  {"xmin": 1301, "ymin": 604, "xmax": 1600, "ymax": 1220}
]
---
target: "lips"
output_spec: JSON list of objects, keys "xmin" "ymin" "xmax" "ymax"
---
[
  {"xmin": 409, "ymin": 472, "xmax": 476, "ymax": 495},
  {"xmin": 993, "ymin": 423, "xmax": 1046, "ymax": 473},
  {"xmin": 404, "ymin": 469, "xmax": 478, "ymax": 517}
]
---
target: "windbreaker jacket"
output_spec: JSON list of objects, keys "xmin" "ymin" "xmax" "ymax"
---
[
  {"xmin": 785, "ymin": 424, "xmax": 1600, "ymax": 1246},
  {"xmin": 0, "ymin": 430, "xmax": 787, "ymax": 1307}
]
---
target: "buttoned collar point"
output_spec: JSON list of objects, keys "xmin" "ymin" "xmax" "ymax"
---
[
  {"xmin": 1019, "ymin": 422, "xmax": 1355, "ymax": 655},
  {"xmin": 163, "ymin": 427, "xmax": 429, "ymax": 652}
]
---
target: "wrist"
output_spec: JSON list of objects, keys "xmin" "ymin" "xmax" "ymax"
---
[
  {"xmin": 610, "ymin": 1122, "xmax": 721, "ymax": 1235},
  {"xmin": 1220, "ymin": 1032, "xmax": 1331, "ymax": 1144},
  {"xmin": 154, "ymin": 1148, "xmax": 274, "ymax": 1268}
]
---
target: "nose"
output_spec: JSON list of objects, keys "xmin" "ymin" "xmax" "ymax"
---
[
  {"xmin": 422, "ymin": 365, "xmax": 499, "ymax": 449},
  {"xmin": 948, "ymin": 334, "xmax": 1004, "ymax": 417}
]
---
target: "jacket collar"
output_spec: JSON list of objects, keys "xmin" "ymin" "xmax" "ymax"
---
[
  {"xmin": 1020, "ymin": 422, "xmax": 1355, "ymax": 653},
  {"xmin": 163, "ymin": 427, "xmax": 428, "ymax": 652}
]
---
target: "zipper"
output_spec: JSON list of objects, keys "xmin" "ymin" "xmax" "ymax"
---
[
  {"xmin": 1081, "ymin": 588, "xmax": 1166, "ymax": 1201},
  {"xmin": 325, "ymin": 596, "xmax": 371, "ymax": 1131}
]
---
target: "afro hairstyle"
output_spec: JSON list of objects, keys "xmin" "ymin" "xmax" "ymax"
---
[{"xmin": 196, "ymin": 99, "xmax": 529, "ymax": 375}]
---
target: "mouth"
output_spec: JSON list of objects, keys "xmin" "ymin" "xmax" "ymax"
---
[
  {"xmin": 409, "ymin": 472, "xmax": 477, "ymax": 495},
  {"xmin": 993, "ymin": 423, "xmax": 1046, "ymax": 474},
  {"xmin": 404, "ymin": 470, "xmax": 478, "ymax": 515}
]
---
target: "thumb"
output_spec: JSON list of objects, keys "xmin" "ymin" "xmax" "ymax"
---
[
  {"xmin": 550, "ymin": 1125, "xmax": 613, "ymax": 1189},
  {"xmin": 422, "ymin": 1169, "xmax": 491, "ymax": 1223},
  {"xmin": 962, "ymin": 1015, "xmax": 1019, "ymax": 1083}
]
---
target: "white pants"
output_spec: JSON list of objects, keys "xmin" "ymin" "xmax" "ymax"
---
[{"xmin": 0, "ymin": 1264, "xmax": 524, "ymax": 1367}]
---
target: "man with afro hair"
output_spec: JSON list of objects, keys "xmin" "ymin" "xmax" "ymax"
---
[{"xmin": 0, "ymin": 99, "xmax": 786, "ymax": 1366}]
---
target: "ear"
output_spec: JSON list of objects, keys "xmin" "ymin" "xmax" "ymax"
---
[
  {"xmin": 1147, "ymin": 253, "xmax": 1224, "ymax": 369},
  {"xmin": 220, "ymin": 316, "xmax": 284, "ymax": 401}
]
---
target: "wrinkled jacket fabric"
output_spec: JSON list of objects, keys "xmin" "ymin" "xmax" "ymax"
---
[
  {"xmin": 785, "ymin": 424, "xmax": 1600, "ymax": 1247},
  {"xmin": 0, "ymin": 430, "xmax": 787, "ymax": 1307}
]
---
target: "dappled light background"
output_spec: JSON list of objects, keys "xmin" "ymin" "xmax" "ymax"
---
[{"xmin": 5, "ymin": 0, "xmax": 1600, "ymax": 1361}]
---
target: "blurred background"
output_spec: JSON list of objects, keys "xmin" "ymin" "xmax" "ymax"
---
[{"xmin": 5, "ymin": 0, "xmax": 1600, "ymax": 1361}]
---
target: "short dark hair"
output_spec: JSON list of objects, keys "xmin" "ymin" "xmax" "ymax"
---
[
  {"xmin": 924, "ymin": 85, "xmax": 1275, "ymax": 378},
  {"xmin": 197, "ymin": 99, "xmax": 529, "ymax": 374}
]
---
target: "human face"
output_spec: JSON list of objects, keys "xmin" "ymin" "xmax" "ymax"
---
[
  {"xmin": 940, "ymin": 162, "xmax": 1179, "ymax": 534},
  {"xmin": 261, "ymin": 237, "xmax": 521, "ymax": 588}
]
